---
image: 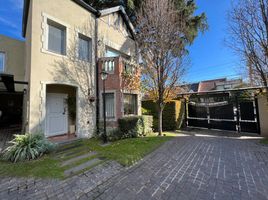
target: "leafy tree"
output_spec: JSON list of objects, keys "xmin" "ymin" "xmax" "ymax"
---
[
  {"xmin": 228, "ymin": 0, "xmax": 268, "ymax": 94},
  {"xmin": 136, "ymin": 0, "xmax": 207, "ymax": 135},
  {"xmin": 83, "ymin": 0, "xmax": 207, "ymax": 135}
]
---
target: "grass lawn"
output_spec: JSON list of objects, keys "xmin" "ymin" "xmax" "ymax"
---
[
  {"xmin": 0, "ymin": 133, "xmax": 176, "ymax": 178},
  {"xmin": 260, "ymin": 138, "xmax": 268, "ymax": 145}
]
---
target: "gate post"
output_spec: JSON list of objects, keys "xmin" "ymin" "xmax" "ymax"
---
[
  {"xmin": 234, "ymin": 95, "xmax": 240, "ymax": 133},
  {"xmin": 206, "ymin": 104, "xmax": 210, "ymax": 129},
  {"xmin": 184, "ymin": 98, "xmax": 188, "ymax": 128}
]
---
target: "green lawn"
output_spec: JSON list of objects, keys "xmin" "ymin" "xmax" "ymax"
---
[
  {"xmin": 0, "ymin": 133, "xmax": 176, "ymax": 178},
  {"xmin": 260, "ymin": 138, "xmax": 268, "ymax": 145},
  {"xmin": 85, "ymin": 136, "xmax": 172, "ymax": 166}
]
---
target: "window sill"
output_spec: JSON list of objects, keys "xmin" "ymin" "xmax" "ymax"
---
[
  {"xmin": 101, "ymin": 118, "xmax": 117, "ymax": 122},
  {"xmin": 124, "ymin": 114, "xmax": 138, "ymax": 117},
  {"xmin": 41, "ymin": 48, "xmax": 67, "ymax": 58}
]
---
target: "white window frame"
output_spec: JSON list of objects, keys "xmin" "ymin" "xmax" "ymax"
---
[
  {"xmin": 41, "ymin": 13, "xmax": 70, "ymax": 57},
  {"xmin": 0, "ymin": 52, "xmax": 6, "ymax": 72}
]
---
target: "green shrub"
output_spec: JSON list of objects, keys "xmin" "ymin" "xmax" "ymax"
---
[
  {"xmin": 118, "ymin": 116, "xmax": 153, "ymax": 138},
  {"xmin": 3, "ymin": 133, "xmax": 56, "ymax": 163},
  {"xmin": 106, "ymin": 128, "xmax": 122, "ymax": 142},
  {"xmin": 142, "ymin": 100, "xmax": 185, "ymax": 131},
  {"xmin": 142, "ymin": 107, "xmax": 151, "ymax": 115},
  {"xmin": 142, "ymin": 115, "xmax": 154, "ymax": 136},
  {"xmin": 94, "ymin": 122, "xmax": 123, "ymax": 142},
  {"xmin": 118, "ymin": 116, "xmax": 141, "ymax": 138}
]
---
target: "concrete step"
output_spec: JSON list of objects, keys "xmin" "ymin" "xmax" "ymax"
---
[
  {"xmin": 56, "ymin": 142, "xmax": 84, "ymax": 154},
  {"xmin": 61, "ymin": 152, "xmax": 97, "ymax": 167},
  {"xmin": 64, "ymin": 158, "xmax": 102, "ymax": 177},
  {"xmin": 55, "ymin": 147, "xmax": 90, "ymax": 159},
  {"xmin": 55, "ymin": 138, "xmax": 82, "ymax": 146}
]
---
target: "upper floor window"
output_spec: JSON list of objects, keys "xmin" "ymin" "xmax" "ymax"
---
[
  {"xmin": 124, "ymin": 63, "xmax": 135, "ymax": 74},
  {"xmin": 0, "ymin": 52, "xmax": 5, "ymax": 72},
  {"xmin": 105, "ymin": 48, "xmax": 120, "ymax": 58},
  {"xmin": 47, "ymin": 19, "xmax": 66, "ymax": 55},
  {"xmin": 78, "ymin": 34, "xmax": 92, "ymax": 62}
]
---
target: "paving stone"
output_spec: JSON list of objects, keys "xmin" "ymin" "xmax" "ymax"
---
[
  {"xmin": 93, "ymin": 131, "xmax": 268, "ymax": 200},
  {"xmin": 64, "ymin": 158, "xmax": 101, "ymax": 176},
  {"xmin": 1, "ymin": 130, "xmax": 268, "ymax": 200}
]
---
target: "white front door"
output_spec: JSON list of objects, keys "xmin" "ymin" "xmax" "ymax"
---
[{"xmin": 46, "ymin": 93, "xmax": 68, "ymax": 137}]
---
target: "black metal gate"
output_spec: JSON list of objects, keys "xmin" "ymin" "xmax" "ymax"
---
[{"xmin": 186, "ymin": 93, "xmax": 260, "ymax": 134}]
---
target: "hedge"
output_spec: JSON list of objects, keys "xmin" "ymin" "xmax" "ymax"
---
[
  {"xmin": 142, "ymin": 100, "xmax": 185, "ymax": 131},
  {"xmin": 118, "ymin": 115, "xmax": 153, "ymax": 138}
]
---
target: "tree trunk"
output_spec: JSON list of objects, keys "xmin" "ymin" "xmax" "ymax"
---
[{"xmin": 158, "ymin": 106, "xmax": 163, "ymax": 136}]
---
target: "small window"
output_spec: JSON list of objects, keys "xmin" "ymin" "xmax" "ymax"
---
[
  {"xmin": 124, "ymin": 63, "xmax": 135, "ymax": 74},
  {"xmin": 104, "ymin": 93, "xmax": 115, "ymax": 118},
  {"xmin": 78, "ymin": 34, "xmax": 92, "ymax": 62},
  {"xmin": 124, "ymin": 94, "xmax": 137, "ymax": 115},
  {"xmin": 47, "ymin": 19, "xmax": 66, "ymax": 55},
  {"xmin": 0, "ymin": 52, "xmax": 5, "ymax": 72},
  {"xmin": 105, "ymin": 48, "xmax": 120, "ymax": 58}
]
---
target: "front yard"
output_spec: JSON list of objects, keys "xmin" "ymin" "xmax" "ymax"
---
[{"xmin": 0, "ymin": 133, "xmax": 175, "ymax": 179}]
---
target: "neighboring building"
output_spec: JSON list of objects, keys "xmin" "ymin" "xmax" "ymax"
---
[
  {"xmin": 178, "ymin": 78, "xmax": 268, "ymax": 136},
  {"xmin": 180, "ymin": 78, "xmax": 243, "ymax": 93},
  {"xmin": 0, "ymin": 35, "xmax": 27, "ymax": 128},
  {"xmin": 0, "ymin": 0, "xmax": 141, "ymax": 139},
  {"xmin": 215, "ymin": 79, "xmax": 243, "ymax": 91}
]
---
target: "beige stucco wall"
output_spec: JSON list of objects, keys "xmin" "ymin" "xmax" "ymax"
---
[
  {"xmin": 25, "ymin": 0, "xmax": 97, "ymax": 137},
  {"xmin": 24, "ymin": 0, "xmax": 139, "ymax": 138},
  {"xmin": 98, "ymin": 12, "xmax": 136, "ymax": 58},
  {"xmin": 258, "ymin": 95, "xmax": 268, "ymax": 137},
  {"xmin": 0, "ymin": 35, "xmax": 25, "ymax": 91}
]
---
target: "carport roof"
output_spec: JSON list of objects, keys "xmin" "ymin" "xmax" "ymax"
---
[{"xmin": 0, "ymin": 74, "xmax": 28, "ymax": 93}]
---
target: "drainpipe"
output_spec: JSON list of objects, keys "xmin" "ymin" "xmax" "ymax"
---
[{"xmin": 95, "ymin": 11, "xmax": 101, "ymax": 135}]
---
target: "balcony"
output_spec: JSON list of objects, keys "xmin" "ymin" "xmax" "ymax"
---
[
  {"xmin": 98, "ymin": 56, "xmax": 141, "ymax": 123},
  {"xmin": 98, "ymin": 56, "xmax": 141, "ymax": 92}
]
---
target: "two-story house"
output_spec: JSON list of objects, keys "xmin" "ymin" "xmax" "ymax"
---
[{"xmin": 0, "ymin": 0, "xmax": 141, "ymax": 139}]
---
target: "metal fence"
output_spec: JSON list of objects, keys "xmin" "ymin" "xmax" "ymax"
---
[{"xmin": 186, "ymin": 93, "xmax": 260, "ymax": 134}]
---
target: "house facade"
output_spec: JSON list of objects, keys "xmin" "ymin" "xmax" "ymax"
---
[{"xmin": 0, "ymin": 0, "xmax": 141, "ymax": 139}]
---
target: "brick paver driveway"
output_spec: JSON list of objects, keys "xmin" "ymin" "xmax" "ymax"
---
[
  {"xmin": 1, "ymin": 130, "xmax": 268, "ymax": 200},
  {"xmin": 88, "ymin": 131, "xmax": 268, "ymax": 200}
]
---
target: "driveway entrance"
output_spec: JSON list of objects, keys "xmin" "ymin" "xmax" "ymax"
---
[
  {"xmin": 1, "ymin": 130, "xmax": 268, "ymax": 200},
  {"xmin": 186, "ymin": 93, "xmax": 260, "ymax": 134},
  {"xmin": 92, "ymin": 130, "xmax": 268, "ymax": 200}
]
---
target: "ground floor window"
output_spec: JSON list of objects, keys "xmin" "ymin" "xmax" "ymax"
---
[
  {"xmin": 123, "ymin": 94, "xmax": 137, "ymax": 115},
  {"xmin": 104, "ymin": 93, "xmax": 115, "ymax": 118}
]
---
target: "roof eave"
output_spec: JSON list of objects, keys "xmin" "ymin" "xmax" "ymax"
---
[
  {"xmin": 22, "ymin": 0, "xmax": 30, "ymax": 37},
  {"xmin": 100, "ymin": 6, "xmax": 136, "ymax": 38},
  {"xmin": 71, "ymin": 0, "xmax": 99, "ymax": 15},
  {"xmin": 22, "ymin": 0, "xmax": 99, "ymax": 37}
]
